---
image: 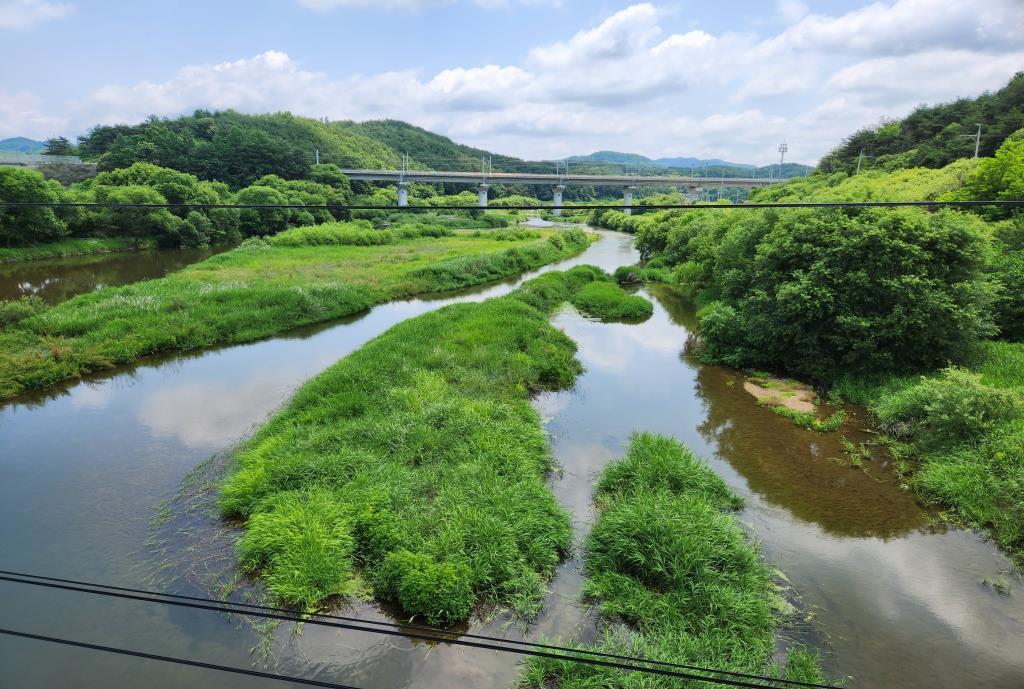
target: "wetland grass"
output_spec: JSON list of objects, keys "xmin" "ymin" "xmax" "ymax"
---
[
  {"xmin": 0, "ymin": 226, "xmax": 591, "ymax": 399},
  {"xmin": 521, "ymin": 432, "xmax": 826, "ymax": 688},
  {"xmin": 219, "ymin": 265, "xmax": 625, "ymax": 622}
]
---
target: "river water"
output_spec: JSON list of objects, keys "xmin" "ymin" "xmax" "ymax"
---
[
  {"xmin": 0, "ymin": 246, "xmax": 227, "ymax": 304},
  {"xmin": 0, "ymin": 229, "xmax": 1021, "ymax": 688}
]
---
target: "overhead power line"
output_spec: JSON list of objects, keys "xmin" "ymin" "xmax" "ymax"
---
[
  {"xmin": 0, "ymin": 570, "xmax": 838, "ymax": 689},
  {"xmin": 1, "ymin": 200, "xmax": 1023, "ymax": 211},
  {"xmin": 0, "ymin": 628, "xmax": 363, "ymax": 689}
]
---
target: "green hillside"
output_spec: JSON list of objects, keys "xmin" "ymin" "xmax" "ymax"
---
[{"xmin": 818, "ymin": 72, "xmax": 1024, "ymax": 174}]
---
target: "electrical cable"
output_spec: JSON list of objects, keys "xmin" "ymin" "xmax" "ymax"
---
[
  {"xmin": 0, "ymin": 571, "xmax": 837, "ymax": 689},
  {"xmin": 0, "ymin": 569, "xmax": 832, "ymax": 689},
  {"xmin": 0, "ymin": 628, "xmax": 363, "ymax": 688},
  {"xmin": 1, "ymin": 200, "xmax": 1022, "ymax": 210}
]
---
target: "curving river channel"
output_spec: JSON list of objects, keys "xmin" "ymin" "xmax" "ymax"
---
[{"xmin": 1, "ymin": 229, "xmax": 1021, "ymax": 688}]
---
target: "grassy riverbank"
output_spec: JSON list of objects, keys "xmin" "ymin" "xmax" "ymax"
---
[
  {"xmin": 522, "ymin": 433, "xmax": 825, "ymax": 687},
  {"xmin": 833, "ymin": 340, "xmax": 1024, "ymax": 561},
  {"xmin": 0, "ymin": 225, "xmax": 592, "ymax": 400},
  {"xmin": 0, "ymin": 238, "xmax": 153, "ymax": 263},
  {"xmin": 220, "ymin": 266, "xmax": 647, "ymax": 621}
]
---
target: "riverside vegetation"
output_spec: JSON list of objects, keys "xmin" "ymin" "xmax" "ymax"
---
[
  {"xmin": 219, "ymin": 266, "xmax": 652, "ymax": 621},
  {"xmin": 0, "ymin": 225, "xmax": 591, "ymax": 399},
  {"xmin": 588, "ymin": 127, "xmax": 1024, "ymax": 561},
  {"xmin": 521, "ymin": 433, "xmax": 825, "ymax": 688}
]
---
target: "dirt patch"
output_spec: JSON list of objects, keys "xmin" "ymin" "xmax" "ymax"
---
[{"xmin": 743, "ymin": 378, "xmax": 817, "ymax": 413}]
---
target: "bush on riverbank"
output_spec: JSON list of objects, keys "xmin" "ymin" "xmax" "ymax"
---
[
  {"xmin": 521, "ymin": 433, "xmax": 825, "ymax": 688},
  {"xmin": 834, "ymin": 349, "xmax": 1024, "ymax": 558},
  {"xmin": 0, "ymin": 229, "xmax": 591, "ymax": 400},
  {"xmin": 268, "ymin": 220, "xmax": 457, "ymax": 247},
  {"xmin": 0, "ymin": 237, "xmax": 149, "ymax": 263},
  {"xmin": 571, "ymin": 281, "xmax": 653, "ymax": 322},
  {"xmin": 220, "ymin": 267, "xmax": 615, "ymax": 619}
]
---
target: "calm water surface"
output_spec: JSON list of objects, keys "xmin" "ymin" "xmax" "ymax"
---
[
  {"xmin": 0, "ymin": 246, "xmax": 229, "ymax": 304},
  {"xmin": 1, "ymin": 229, "xmax": 1021, "ymax": 688}
]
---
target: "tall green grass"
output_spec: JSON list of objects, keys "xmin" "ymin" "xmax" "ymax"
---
[
  {"xmin": 0, "ymin": 237, "xmax": 153, "ymax": 263},
  {"xmin": 837, "ymin": 346, "xmax": 1024, "ymax": 559},
  {"xmin": 571, "ymin": 281, "xmax": 653, "ymax": 322},
  {"xmin": 521, "ymin": 433, "xmax": 825, "ymax": 687},
  {"xmin": 219, "ymin": 266, "xmax": 611, "ymax": 621},
  {"xmin": 269, "ymin": 220, "xmax": 454, "ymax": 247},
  {"xmin": 0, "ymin": 228, "xmax": 591, "ymax": 399}
]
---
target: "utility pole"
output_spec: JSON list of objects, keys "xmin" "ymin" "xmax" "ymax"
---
[
  {"xmin": 856, "ymin": 149, "xmax": 864, "ymax": 174},
  {"xmin": 315, "ymin": 148, "xmax": 320, "ymax": 165},
  {"xmin": 973, "ymin": 123, "xmax": 982, "ymax": 158}
]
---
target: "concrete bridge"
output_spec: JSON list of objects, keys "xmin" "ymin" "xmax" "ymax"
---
[{"xmin": 340, "ymin": 169, "xmax": 782, "ymax": 215}]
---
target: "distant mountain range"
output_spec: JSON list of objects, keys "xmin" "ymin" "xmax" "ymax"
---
[
  {"xmin": 0, "ymin": 137, "xmax": 45, "ymax": 153},
  {"xmin": 569, "ymin": 150, "xmax": 755, "ymax": 169}
]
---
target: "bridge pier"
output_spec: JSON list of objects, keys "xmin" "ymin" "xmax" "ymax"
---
[
  {"xmin": 397, "ymin": 181, "xmax": 409, "ymax": 207},
  {"xmin": 478, "ymin": 183, "xmax": 489, "ymax": 208},
  {"xmin": 552, "ymin": 184, "xmax": 565, "ymax": 216},
  {"xmin": 623, "ymin": 185, "xmax": 636, "ymax": 215}
]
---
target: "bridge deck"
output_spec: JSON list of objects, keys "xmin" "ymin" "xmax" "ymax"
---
[{"xmin": 340, "ymin": 169, "xmax": 780, "ymax": 187}]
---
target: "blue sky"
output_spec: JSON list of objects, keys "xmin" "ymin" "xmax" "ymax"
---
[{"xmin": 2, "ymin": 0, "xmax": 1023, "ymax": 163}]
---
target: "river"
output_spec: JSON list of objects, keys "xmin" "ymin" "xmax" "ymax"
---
[
  {"xmin": 0, "ymin": 228, "xmax": 1021, "ymax": 688},
  {"xmin": 0, "ymin": 246, "xmax": 229, "ymax": 304}
]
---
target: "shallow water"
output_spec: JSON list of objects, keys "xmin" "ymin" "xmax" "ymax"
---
[
  {"xmin": 0, "ymin": 246, "xmax": 228, "ymax": 304},
  {"xmin": 1, "ymin": 229, "xmax": 1021, "ymax": 688}
]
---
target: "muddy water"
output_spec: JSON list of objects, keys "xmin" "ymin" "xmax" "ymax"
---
[
  {"xmin": 1, "ymin": 230, "xmax": 1022, "ymax": 688},
  {"xmin": 0, "ymin": 246, "xmax": 228, "ymax": 304}
]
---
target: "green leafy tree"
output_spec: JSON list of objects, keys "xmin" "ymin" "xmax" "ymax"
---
[
  {"xmin": 0, "ymin": 167, "xmax": 68, "ymax": 246},
  {"xmin": 42, "ymin": 136, "xmax": 75, "ymax": 156}
]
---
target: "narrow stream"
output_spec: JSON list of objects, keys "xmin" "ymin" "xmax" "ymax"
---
[
  {"xmin": 0, "ymin": 246, "xmax": 230, "ymax": 304},
  {"xmin": 1, "ymin": 229, "xmax": 1021, "ymax": 688}
]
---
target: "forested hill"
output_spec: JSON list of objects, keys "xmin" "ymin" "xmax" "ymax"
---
[
  {"xmin": 818, "ymin": 71, "xmax": 1024, "ymax": 174},
  {"xmin": 77, "ymin": 111, "xmax": 401, "ymax": 188}
]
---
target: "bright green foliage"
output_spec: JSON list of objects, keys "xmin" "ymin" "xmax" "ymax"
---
[
  {"xmin": 676, "ymin": 207, "xmax": 995, "ymax": 381},
  {"xmin": 989, "ymin": 218, "xmax": 1024, "ymax": 338},
  {"xmin": 237, "ymin": 490, "xmax": 357, "ymax": 608},
  {"xmin": 0, "ymin": 167, "xmax": 67, "ymax": 246},
  {"xmin": 817, "ymin": 72, "xmax": 1024, "ymax": 173},
  {"xmin": 0, "ymin": 295, "xmax": 47, "ymax": 328},
  {"xmin": 0, "ymin": 228, "xmax": 590, "ymax": 399},
  {"xmin": 872, "ymin": 367, "xmax": 1023, "ymax": 448},
  {"xmin": 220, "ymin": 268, "xmax": 610, "ymax": 619},
  {"xmin": 857, "ymin": 355, "xmax": 1024, "ymax": 557},
  {"xmin": 612, "ymin": 264, "xmax": 672, "ymax": 284},
  {"xmin": 963, "ymin": 127, "xmax": 1024, "ymax": 218},
  {"xmin": 571, "ymin": 281, "xmax": 653, "ymax": 322},
  {"xmin": 376, "ymin": 550, "xmax": 474, "ymax": 625},
  {"xmin": 0, "ymin": 238, "xmax": 142, "ymax": 263},
  {"xmin": 268, "ymin": 220, "xmax": 454, "ymax": 247},
  {"xmin": 522, "ymin": 433, "xmax": 824, "ymax": 688},
  {"xmin": 78, "ymin": 111, "xmax": 399, "ymax": 188}
]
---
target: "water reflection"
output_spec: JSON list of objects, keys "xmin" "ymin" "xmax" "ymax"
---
[
  {"xmin": 0, "ymin": 246, "xmax": 229, "ymax": 304},
  {"xmin": 2, "ymin": 230, "xmax": 1022, "ymax": 689}
]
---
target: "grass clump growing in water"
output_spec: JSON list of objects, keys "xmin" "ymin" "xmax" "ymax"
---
[
  {"xmin": 521, "ymin": 432, "xmax": 826, "ymax": 688},
  {"xmin": 0, "ymin": 227, "xmax": 590, "ymax": 399},
  {"xmin": 220, "ymin": 265, "xmax": 608, "ymax": 622},
  {"xmin": 571, "ymin": 280, "xmax": 653, "ymax": 322}
]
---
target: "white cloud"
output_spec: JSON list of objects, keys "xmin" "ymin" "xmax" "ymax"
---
[
  {"xmin": 0, "ymin": 0, "xmax": 73, "ymax": 30},
  {"xmin": 6, "ymin": 1, "xmax": 1024, "ymax": 164},
  {"xmin": 297, "ymin": 0, "xmax": 556, "ymax": 10}
]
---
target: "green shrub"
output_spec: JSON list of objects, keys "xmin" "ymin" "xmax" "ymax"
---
[
  {"xmin": 0, "ymin": 295, "xmax": 47, "ymax": 328},
  {"xmin": 571, "ymin": 281, "xmax": 653, "ymax": 322},
  {"xmin": 236, "ymin": 490, "xmax": 355, "ymax": 608},
  {"xmin": 872, "ymin": 367, "xmax": 1024, "ymax": 447},
  {"xmin": 376, "ymin": 550, "xmax": 474, "ymax": 625},
  {"xmin": 523, "ymin": 433, "xmax": 822, "ymax": 688}
]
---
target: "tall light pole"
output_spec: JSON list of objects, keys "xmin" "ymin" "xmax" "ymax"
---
[{"xmin": 777, "ymin": 142, "xmax": 788, "ymax": 179}]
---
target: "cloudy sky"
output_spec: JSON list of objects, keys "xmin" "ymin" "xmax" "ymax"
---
[{"xmin": 2, "ymin": 0, "xmax": 1023, "ymax": 164}]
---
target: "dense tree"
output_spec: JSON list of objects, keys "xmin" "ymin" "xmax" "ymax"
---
[
  {"xmin": 0, "ymin": 168, "xmax": 68, "ymax": 246},
  {"xmin": 818, "ymin": 72, "xmax": 1024, "ymax": 174},
  {"xmin": 42, "ymin": 137, "xmax": 75, "ymax": 156}
]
